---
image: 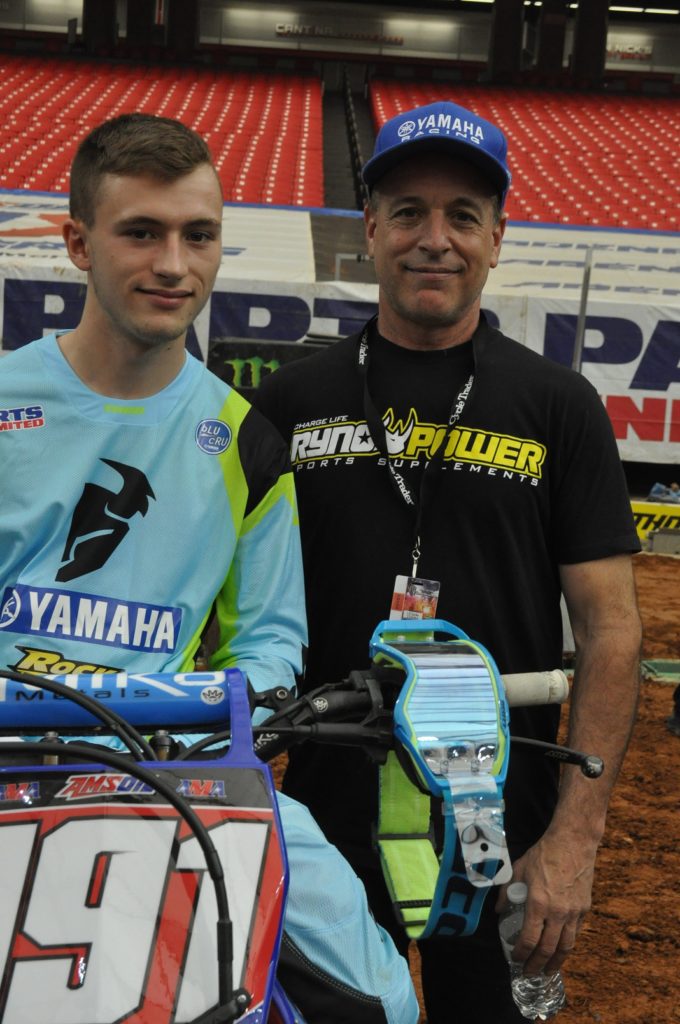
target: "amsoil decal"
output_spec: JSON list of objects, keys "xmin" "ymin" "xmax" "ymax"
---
[
  {"xmin": 291, "ymin": 408, "xmax": 546, "ymax": 480},
  {"xmin": 0, "ymin": 584, "xmax": 181, "ymax": 653},
  {"xmin": 0, "ymin": 405, "xmax": 44, "ymax": 431},
  {"xmin": 55, "ymin": 774, "xmax": 227, "ymax": 802},
  {"xmin": 55, "ymin": 774, "xmax": 156, "ymax": 800}
]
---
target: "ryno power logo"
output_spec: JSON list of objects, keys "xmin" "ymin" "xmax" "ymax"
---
[{"xmin": 290, "ymin": 408, "xmax": 546, "ymax": 483}]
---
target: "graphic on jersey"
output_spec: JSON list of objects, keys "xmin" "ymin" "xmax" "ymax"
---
[
  {"xmin": 57, "ymin": 459, "xmax": 155, "ymax": 582},
  {"xmin": 195, "ymin": 418, "xmax": 232, "ymax": 455},
  {"xmin": 10, "ymin": 646, "xmax": 119, "ymax": 676},
  {"xmin": 0, "ymin": 405, "xmax": 45, "ymax": 431},
  {"xmin": 384, "ymin": 409, "xmax": 420, "ymax": 454},
  {"xmin": 290, "ymin": 408, "xmax": 547, "ymax": 478},
  {"xmin": 0, "ymin": 584, "xmax": 181, "ymax": 654}
]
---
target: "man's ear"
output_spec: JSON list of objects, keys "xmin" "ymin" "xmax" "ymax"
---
[
  {"xmin": 364, "ymin": 202, "xmax": 377, "ymax": 258},
  {"xmin": 62, "ymin": 218, "xmax": 91, "ymax": 271},
  {"xmin": 489, "ymin": 211, "xmax": 508, "ymax": 270}
]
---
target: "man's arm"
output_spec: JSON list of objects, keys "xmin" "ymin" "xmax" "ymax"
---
[{"xmin": 504, "ymin": 553, "xmax": 641, "ymax": 974}]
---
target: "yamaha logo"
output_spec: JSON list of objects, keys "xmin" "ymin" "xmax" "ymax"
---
[
  {"xmin": 312, "ymin": 697, "xmax": 329, "ymax": 714},
  {"xmin": 398, "ymin": 120, "xmax": 416, "ymax": 138},
  {"xmin": 0, "ymin": 588, "xmax": 21, "ymax": 629}
]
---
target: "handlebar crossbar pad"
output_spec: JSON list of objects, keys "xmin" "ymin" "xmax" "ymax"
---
[{"xmin": 0, "ymin": 669, "xmax": 243, "ymax": 736}]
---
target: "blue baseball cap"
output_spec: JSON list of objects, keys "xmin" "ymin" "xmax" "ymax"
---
[{"xmin": 362, "ymin": 100, "xmax": 511, "ymax": 207}]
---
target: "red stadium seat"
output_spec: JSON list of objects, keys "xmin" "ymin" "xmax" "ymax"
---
[
  {"xmin": 369, "ymin": 80, "xmax": 680, "ymax": 231},
  {"xmin": 0, "ymin": 55, "xmax": 324, "ymax": 208}
]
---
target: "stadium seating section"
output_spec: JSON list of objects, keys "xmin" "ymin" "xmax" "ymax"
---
[
  {"xmin": 1, "ymin": 54, "xmax": 679, "ymax": 231},
  {"xmin": 0, "ymin": 55, "xmax": 324, "ymax": 207},
  {"xmin": 370, "ymin": 80, "xmax": 680, "ymax": 231}
]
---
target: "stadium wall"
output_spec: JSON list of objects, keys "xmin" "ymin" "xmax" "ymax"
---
[{"xmin": 2, "ymin": 1, "xmax": 680, "ymax": 77}]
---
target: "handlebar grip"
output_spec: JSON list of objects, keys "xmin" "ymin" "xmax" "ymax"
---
[{"xmin": 501, "ymin": 669, "xmax": 569, "ymax": 706}]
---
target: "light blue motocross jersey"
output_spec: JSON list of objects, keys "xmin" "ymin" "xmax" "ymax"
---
[
  {"xmin": 277, "ymin": 792, "xmax": 419, "ymax": 1024},
  {"xmin": 0, "ymin": 333, "xmax": 306, "ymax": 693}
]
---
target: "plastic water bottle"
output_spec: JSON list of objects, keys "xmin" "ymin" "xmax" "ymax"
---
[{"xmin": 498, "ymin": 881, "xmax": 566, "ymax": 1020}]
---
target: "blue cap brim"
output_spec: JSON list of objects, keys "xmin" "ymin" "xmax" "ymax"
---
[{"xmin": 362, "ymin": 136, "xmax": 510, "ymax": 205}]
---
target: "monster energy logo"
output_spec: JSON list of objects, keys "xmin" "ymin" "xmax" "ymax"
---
[{"xmin": 224, "ymin": 357, "xmax": 280, "ymax": 390}]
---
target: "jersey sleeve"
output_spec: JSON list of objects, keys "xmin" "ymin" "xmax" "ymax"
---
[
  {"xmin": 210, "ymin": 406, "xmax": 307, "ymax": 699},
  {"xmin": 276, "ymin": 793, "xmax": 420, "ymax": 1024}
]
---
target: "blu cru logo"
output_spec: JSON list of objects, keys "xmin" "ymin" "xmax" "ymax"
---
[{"xmin": 195, "ymin": 419, "xmax": 231, "ymax": 455}]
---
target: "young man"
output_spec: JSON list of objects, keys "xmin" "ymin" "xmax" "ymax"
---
[
  {"xmin": 0, "ymin": 113, "xmax": 418, "ymax": 1024},
  {"xmin": 254, "ymin": 100, "xmax": 642, "ymax": 1023}
]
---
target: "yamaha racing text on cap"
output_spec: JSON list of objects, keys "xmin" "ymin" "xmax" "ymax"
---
[{"xmin": 362, "ymin": 100, "xmax": 511, "ymax": 207}]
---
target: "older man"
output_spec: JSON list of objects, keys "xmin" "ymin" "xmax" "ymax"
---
[{"xmin": 255, "ymin": 100, "xmax": 642, "ymax": 1023}]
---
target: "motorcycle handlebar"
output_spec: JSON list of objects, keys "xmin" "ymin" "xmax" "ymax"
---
[{"xmin": 0, "ymin": 666, "xmax": 570, "ymax": 734}]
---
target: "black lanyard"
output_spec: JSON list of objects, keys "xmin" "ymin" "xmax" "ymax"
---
[{"xmin": 357, "ymin": 320, "xmax": 476, "ymax": 574}]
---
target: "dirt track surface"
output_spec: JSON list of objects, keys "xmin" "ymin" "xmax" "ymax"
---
[{"xmin": 556, "ymin": 553, "xmax": 680, "ymax": 1024}]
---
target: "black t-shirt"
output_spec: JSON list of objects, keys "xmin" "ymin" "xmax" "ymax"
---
[{"xmin": 254, "ymin": 316, "xmax": 640, "ymax": 855}]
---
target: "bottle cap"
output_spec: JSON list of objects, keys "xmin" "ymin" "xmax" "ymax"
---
[{"xmin": 507, "ymin": 881, "xmax": 528, "ymax": 904}]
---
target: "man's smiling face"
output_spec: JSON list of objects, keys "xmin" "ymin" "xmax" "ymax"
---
[{"xmin": 364, "ymin": 153, "xmax": 506, "ymax": 349}]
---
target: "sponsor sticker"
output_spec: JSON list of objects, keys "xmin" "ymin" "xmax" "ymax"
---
[
  {"xmin": 56, "ymin": 774, "xmax": 156, "ymax": 801},
  {"xmin": 54, "ymin": 773, "xmax": 227, "ymax": 802},
  {"xmin": 200, "ymin": 685, "xmax": 226, "ymax": 705},
  {"xmin": 0, "ymin": 781, "xmax": 40, "ymax": 803},
  {"xmin": 195, "ymin": 418, "xmax": 231, "ymax": 455}
]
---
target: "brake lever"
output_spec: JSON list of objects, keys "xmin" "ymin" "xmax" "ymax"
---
[{"xmin": 511, "ymin": 736, "xmax": 605, "ymax": 777}]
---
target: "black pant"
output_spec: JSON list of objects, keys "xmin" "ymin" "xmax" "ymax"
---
[{"xmin": 335, "ymin": 841, "xmax": 526, "ymax": 1024}]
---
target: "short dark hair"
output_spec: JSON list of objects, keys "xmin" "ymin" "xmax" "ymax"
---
[{"xmin": 69, "ymin": 113, "xmax": 217, "ymax": 225}]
